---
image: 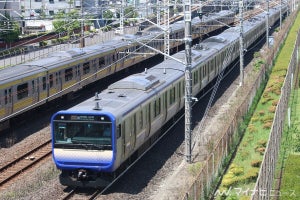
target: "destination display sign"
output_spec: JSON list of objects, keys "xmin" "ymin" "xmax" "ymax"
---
[{"xmin": 54, "ymin": 114, "xmax": 111, "ymax": 122}]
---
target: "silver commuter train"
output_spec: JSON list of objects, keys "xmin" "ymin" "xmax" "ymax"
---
[
  {"xmin": 51, "ymin": 4, "xmax": 287, "ymax": 188},
  {"xmin": 0, "ymin": 10, "xmax": 235, "ymax": 128}
]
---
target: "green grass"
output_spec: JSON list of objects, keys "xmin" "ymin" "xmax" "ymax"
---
[
  {"xmin": 279, "ymin": 154, "xmax": 300, "ymax": 199},
  {"xmin": 215, "ymin": 10, "xmax": 300, "ymax": 200}
]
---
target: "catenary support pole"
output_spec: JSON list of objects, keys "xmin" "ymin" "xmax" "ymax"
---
[
  {"xmin": 184, "ymin": 0, "xmax": 192, "ymax": 163},
  {"xmin": 239, "ymin": 1, "xmax": 244, "ymax": 86},
  {"xmin": 266, "ymin": 0, "xmax": 269, "ymax": 48}
]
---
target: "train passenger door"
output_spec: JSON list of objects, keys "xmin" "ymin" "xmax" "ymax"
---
[
  {"xmin": 31, "ymin": 80, "xmax": 39, "ymax": 102},
  {"xmin": 131, "ymin": 114, "xmax": 137, "ymax": 150},
  {"xmin": 36, "ymin": 78, "xmax": 40, "ymax": 101},
  {"xmin": 122, "ymin": 117, "xmax": 134, "ymax": 157},
  {"xmin": 4, "ymin": 88, "xmax": 13, "ymax": 115},
  {"xmin": 56, "ymin": 71, "xmax": 62, "ymax": 91}
]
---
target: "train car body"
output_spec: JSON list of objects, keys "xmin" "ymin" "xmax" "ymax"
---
[
  {"xmin": 0, "ymin": 10, "xmax": 235, "ymax": 125},
  {"xmin": 51, "ymin": 5, "xmax": 287, "ymax": 187}
]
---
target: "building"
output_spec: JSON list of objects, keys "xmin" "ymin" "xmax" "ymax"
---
[{"xmin": 20, "ymin": 0, "xmax": 75, "ymax": 19}]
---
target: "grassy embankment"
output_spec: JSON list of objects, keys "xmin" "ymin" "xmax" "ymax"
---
[{"xmin": 215, "ymin": 11, "xmax": 300, "ymax": 200}]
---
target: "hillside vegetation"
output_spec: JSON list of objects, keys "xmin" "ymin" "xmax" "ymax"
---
[{"xmin": 216, "ymin": 10, "xmax": 300, "ymax": 200}]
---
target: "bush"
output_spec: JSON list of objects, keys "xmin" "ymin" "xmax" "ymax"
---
[
  {"xmin": 268, "ymin": 105, "xmax": 276, "ymax": 113},
  {"xmin": 255, "ymin": 147, "xmax": 265, "ymax": 155},
  {"xmin": 251, "ymin": 160, "xmax": 262, "ymax": 168},
  {"xmin": 257, "ymin": 139, "xmax": 267, "ymax": 147},
  {"xmin": 258, "ymin": 110, "xmax": 265, "ymax": 116},
  {"xmin": 248, "ymin": 124, "xmax": 257, "ymax": 133},
  {"xmin": 231, "ymin": 167, "xmax": 244, "ymax": 176},
  {"xmin": 39, "ymin": 40, "xmax": 47, "ymax": 47},
  {"xmin": 242, "ymin": 168, "xmax": 259, "ymax": 183},
  {"xmin": 263, "ymin": 122, "xmax": 272, "ymax": 129}
]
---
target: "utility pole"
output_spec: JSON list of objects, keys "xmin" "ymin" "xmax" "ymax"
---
[
  {"xmin": 280, "ymin": 0, "xmax": 282, "ymax": 30},
  {"xmin": 239, "ymin": 1, "xmax": 244, "ymax": 86},
  {"xmin": 157, "ymin": 1, "xmax": 161, "ymax": 26},
  {"xmin": 164, "ymin": 0, "xmax": 170, "ymax": 59},
  {"xmin": 184, "ymin": 0, "xmax": 192, "ymax": 163},
  {"xmin": 120, "ymin": 0, "xmax": 124, "ymax": 35},
  {"xmin": 80, "ymin": 0, "xmax": 85, "ymax": 48},
  {"xmin": 266, "ymin": 0, "xmax": 269, "ymax": 48}
]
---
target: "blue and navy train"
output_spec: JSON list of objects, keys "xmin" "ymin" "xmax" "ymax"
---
[{"xmin": 51, "ymin": 4, "xmax": 287, "ymax": 187}]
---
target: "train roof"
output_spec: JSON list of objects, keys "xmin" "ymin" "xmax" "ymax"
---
[
  {"xmin": 66, "ymin": 52, "xmax": 186, "ymax": 116},
  {"xmin": 64, "ymin": 46, "xmax": 217, "ymax": 116},
  {"xmin": 0, "ymin": 38, "xmax": 132, "ymax": 85},
  {"xmin": 0, "ymin": 63, "xmax": 46, "ymax": 84}
]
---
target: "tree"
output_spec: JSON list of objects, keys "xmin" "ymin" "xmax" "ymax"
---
[
  {"xmin": 102, "ymin": 9, "xmax": 114, "ymax": 25},
  {"xmin": 53, "ymin": 10, "xmax": 80, "ymax": 35},
  {"xmin": 124, "ymin": 6, "xmax": 138, "ymax": 26},
  {"xmin": 124, "ymin": 6, "xmax": 138, "ymax": 19},
  {"xmin": 0, "ymin": 19, "xmax": 21, "ymax": 46}
]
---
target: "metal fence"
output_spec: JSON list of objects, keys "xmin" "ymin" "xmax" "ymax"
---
[{"xmin": 181, "ymin": 10, "xmax": 299, "ymax": 200}]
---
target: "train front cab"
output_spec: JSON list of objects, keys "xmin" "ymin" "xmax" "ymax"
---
[{"xmin": 51, "ymin": 111, "xmax": 116, "ymax": 187}]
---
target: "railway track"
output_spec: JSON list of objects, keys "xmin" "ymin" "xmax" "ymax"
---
[
  {"xmin": 60, "ymin": 187, "xmax": 102, "ymax": 200},
  {"xmin": 0, "ymin": 140, "xmax": 52, "ymax": 190}
]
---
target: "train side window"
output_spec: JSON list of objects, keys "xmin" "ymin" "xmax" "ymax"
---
[
  {"xmin": 65, "ymin": 68, "xmax": 73, "ymax": 82},
  {"xmin": 49, "ymin": 74, "xmax": 53, "ymax": 88},
  {"xmin": 193, "ymin": 71, "xmax": 198, "ymax": 85},
  {"xmin": 178, "ymin": 82, "xmax": 181, "ymax": 98},
  {"xmin": 83, "ymin": 62, "xmax": 90, "ymax": 74},
  {"xmin": 32, "ymin": 80, "xmax": 35, "ymax": 92},
  {"xmin": 117, "ymin": 124, "xmax": 121, "ymax": 139},
  {"xmin": 200, "ymin": 66, "xmax": 203, "ymax": 80},
  {"xmin": 42, "ymin": 77, "xmax": 46, "ymax": 90},
  {"xmin": 99, "ymin": 57, "xmax": 105, "ymax": 68},
  {"xmin": 154, "ymin": 97, "xmax": 161, "ymax": 117},
  {"xmin": 169, "ymin": 87, "xmax": 175, "ymax": 105},
  {"xmin": 139, "ymin": 110, "xmax": 143, "ymax": 130},
  {"xmin": 17, "ymin": 83, "xmax": 28, "ymax": 100},
  {"xmin": 183, "ymin": 81, "xmax": 185, "ymax": 96}
]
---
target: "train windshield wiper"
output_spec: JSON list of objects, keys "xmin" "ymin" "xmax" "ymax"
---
[
  {"xmin": 71, "ymin": 140, "xmax": 89, "ymax": 149},
  {"xmin": 71, "ymin": 140, "xmax": 109, "ymax": 150}
]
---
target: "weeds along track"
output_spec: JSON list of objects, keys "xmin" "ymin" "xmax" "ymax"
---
[{"xmin": 0, "ymin": 140, "xmax": 52, "ymax": 190}]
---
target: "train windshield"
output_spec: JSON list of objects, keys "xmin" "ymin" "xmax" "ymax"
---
[{"xmin": 53, "ymin": 121, "xmax": 112, "ymax": 150}]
